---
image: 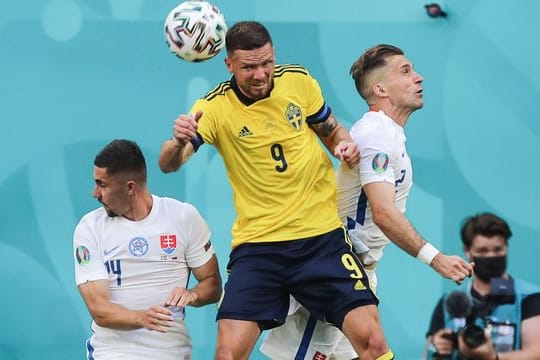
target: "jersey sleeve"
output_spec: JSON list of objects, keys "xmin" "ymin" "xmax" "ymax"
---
[
  {"xmin": 522, "ymin": 292, "xmax": 540, "ymax": 320},
  {"xmin": 73, "ymin": 216, "xmax": 108, "ymax": 286},
  {"xmin": 353, "ymin": 122, "xmax": 396, "ymax": 186},
  {"xmin": 302, "ymin": 69, "xmax": 330, "ymax": 124},
  {"xmin": 183, "ymin": 203, "xmax": 214, "ymax": 269}
]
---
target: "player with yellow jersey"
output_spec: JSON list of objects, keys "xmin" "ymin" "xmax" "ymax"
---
[
  {"xmin": 190, "ymin": 64, "xmax": 341, "ymax": 248},
  {"xmin": 159, "ymin": 21, "xmax": 395, "ymax": 360}
]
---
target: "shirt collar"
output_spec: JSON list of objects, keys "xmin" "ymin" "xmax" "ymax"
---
[{"xmin": 230, "ymin": 76, "xmax": 273, "ymax": 106}]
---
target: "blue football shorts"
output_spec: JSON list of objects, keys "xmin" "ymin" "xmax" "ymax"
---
[{"xmin": 216, "ymin": 227, "xmax": 378, "ymax": 330}]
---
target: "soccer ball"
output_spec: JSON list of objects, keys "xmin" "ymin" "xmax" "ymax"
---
[{"xmin": 164, "ymin": 1, "xmax": 227, "ymax": 62}]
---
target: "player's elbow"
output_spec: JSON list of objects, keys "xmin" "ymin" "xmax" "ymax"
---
[
  {"xmin": 158, "ymin": 155, "xmax": 181, "ymax": 173},
  {"xmin": 371, "ymin": 206, "xmax": 393, "ymax": 229},
  {"xmin": 158, "ymin": 160, "xmax": 178, "ymax": 173},
  {"xmin": 86, "ymin": 303, "xmax": 120, "ymax": 328},
  {"xmin": 92, "ymin": 315, "xmax": 109, "ymax": 327},
  {"xmin": 204, "ymin": 277, "xmax": 223, "ymax": 306},
  {"xmin": 89, "ymin": 308, "xmax": 111, "ymax": 328},
  {"xmin": 209, "ymin": 287, "xmax": 222, "ymax": 305}
]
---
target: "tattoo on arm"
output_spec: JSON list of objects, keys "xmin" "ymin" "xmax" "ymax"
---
[{"xmin": 310, "ymin": 114, "xmax": 337, "ymax": 137}]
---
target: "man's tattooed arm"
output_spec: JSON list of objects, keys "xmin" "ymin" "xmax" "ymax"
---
[{"xmin": 310, "ymin": 113, "xmax": 352, "ymax": 153}]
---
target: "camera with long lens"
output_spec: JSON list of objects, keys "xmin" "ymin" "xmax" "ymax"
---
[
  {"xmin": 432, "ymin": 291, "xmax": 482, "ymax": 359},
  {"xmin": 435, "ymin": 280, "xmax": 516, "ymax": 359},
  {"xmin": 460, "ymin": 278, "xmax": 516, "ymax": 350},
  {"xmin": 433, "ymin": 324, "xmax": 486, "ymax": 359},
  {"xmin": 460, "ymin": 323, "xmax": 486, "ymax": 348}
]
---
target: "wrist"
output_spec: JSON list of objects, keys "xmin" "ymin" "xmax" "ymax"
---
[
  {"xmin": 188, "ymin": 289, "xmax": 199, "ymax": 305},
  {"xmin": 172, "ymin": 137, "xmax": 185, "ymax": 148},
  {"xmin": 133, "ymin": 310, "xmax": 144, "ymax": 328},
  {"xmin": 416, "ymin": 242, "xmax": 440, "ymax": 265}
]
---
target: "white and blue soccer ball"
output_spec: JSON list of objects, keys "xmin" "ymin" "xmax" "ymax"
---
[{"xmin": 164, "ymin": 0, "xmax": 227, "ymax": 62}]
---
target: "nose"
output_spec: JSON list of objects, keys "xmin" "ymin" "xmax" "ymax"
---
[
  {"xmin": 414, "ymin": 71, "xmax": 423, "ymax": 83},
  {"xmin": 93, "ymin": 185, "xmax": 100, "ymax": 199},
  {"xmin": 253, "ymin": 66, "xmax": 267, "ymax": 80}
]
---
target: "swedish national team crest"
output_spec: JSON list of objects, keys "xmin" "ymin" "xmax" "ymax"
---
[
  {"xmin": 160, "ymin": 235, "xmax": 177, "ymax": 254},
  {"xmin": 285, "ymin": 103, "xmax": 302, "ymax": 131}
]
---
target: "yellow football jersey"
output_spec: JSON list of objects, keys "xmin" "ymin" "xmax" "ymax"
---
[{"xmin": 190, "ymin": 65, "xmax": 341, "ymax": 248}]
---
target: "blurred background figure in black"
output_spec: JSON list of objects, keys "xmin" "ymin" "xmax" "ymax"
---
[{"xmin": 425, "ymin": 212, "xmax": 540, "ymax": 360}]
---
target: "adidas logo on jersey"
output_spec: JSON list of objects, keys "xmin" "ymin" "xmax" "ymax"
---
[{"xmin": 238, "ymin": 126, "xmax": 253, "ymax": 137}]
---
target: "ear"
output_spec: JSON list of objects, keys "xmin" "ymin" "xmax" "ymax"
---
[
  {"xmin": 224, "ymin": 57, "xmax": 233, "ymax": 73},
  {"xmin": 373, "ymin": 82, "xmax": 387, "ymax": 97},
  {"xmin": 126, "ymin": 180, "xmax": 136, "ymax": 196}
]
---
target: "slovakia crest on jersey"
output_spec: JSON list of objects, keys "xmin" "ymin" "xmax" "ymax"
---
[
  {"xmin": 285, "ymin": 103, "xmax": 302, "ymax": 131},
  {"xmin": 160, "ymin": 235, "xmax": 177, "ymax": 254}
]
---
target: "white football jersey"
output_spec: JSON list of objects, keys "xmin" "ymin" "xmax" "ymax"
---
[
  {"xmin": 73, "ymin": 195, "xmax": 214, "ymax": 360},
  {"xmin": 337, "ymin": 110, "xmax": 413, "ymax": 265}
]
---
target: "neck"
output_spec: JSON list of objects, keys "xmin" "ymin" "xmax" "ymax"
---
[
  {"xmin": 472, "ymin": 278, "xmax": 491, "ymax": 296},
  {"xmin": 124, "ymin": 191, "xmax": 153, "ymax": 221},
  {"xmin": 471, "ymin": 273, "xmax": 509, "ymax": 296},
  {"xmin": 370, "ymin": 102, "xmax": 410, "ymax": 127}
]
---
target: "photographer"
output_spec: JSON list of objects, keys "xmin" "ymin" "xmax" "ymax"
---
[{"xmin": 425, "ymin": 213, "xmax": 540, "ymax": 360}]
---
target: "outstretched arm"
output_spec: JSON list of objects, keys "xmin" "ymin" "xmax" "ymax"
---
[
  {"xmin": 363, "ymin": 181, "xmax": 473, "ymax": 283},
  {"xmin": 158, "ymin": 111, "xmax": 202, "ymax": 173},
  {"xmin": 159, "ymin": 139, "xmax": 195, "ymax": 173},
  {"xmin": 310, "ymin": 113, "xmax": 360, "ymax": 168}
]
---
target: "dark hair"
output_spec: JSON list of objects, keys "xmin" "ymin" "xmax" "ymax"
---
[
  {"xmin": 349, "ymin": 44, "xmax": 404, "ymax": 100},
  {"xmin": 94, "ymin": 139, "xmax": 147, "ymax": 183},
  {"xmin": 460, "ymin": 212, "xmax": 512, "ymax": 248},
  {"xmin": 225, "ymin": 21, "xmax": 272, "ymax": 54}
]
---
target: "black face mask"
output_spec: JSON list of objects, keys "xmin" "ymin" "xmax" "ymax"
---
[{"xmin": 472, "ymin": 255, "xmax": 507, "ymax": 282}]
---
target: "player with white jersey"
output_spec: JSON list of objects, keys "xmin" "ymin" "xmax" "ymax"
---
[
  {"xmin": 261, "ymin": 44, "xmax": 473, "ymax": 360},
  {"xmin": 74, "ymin": 139, "xmax": 221, "ymax": 360},
  {"xmin": 337, "ymin": 108, "xmax": 412, "ymax": 287},
  {"xmin": 74, "ymin": 195, "xmax": 212, "ymax": 359}
]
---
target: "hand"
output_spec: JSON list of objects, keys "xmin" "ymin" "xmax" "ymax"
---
[
  {"xmin": 172, "ymin": 110, "xmax": 202, "ymax": 146},
  {"xmin": 164, "ymin": 287, "xmax": 199, "ymax": 307},
  {"xmin": 334, "ymin": 141, "xmax": 360, "ymax": 168},
  {"xmin": 458, "ymin": 329, "xmax": 497, "ymax": 360},
  {"xmin": 137, "ymin": 306, "xmax": 174, "ymax": 332},
  {"xmin": 431, "ymin": 253, "xmax": 474, "ymax": 284},
  {"xmin": 431, "ymin": 329, "xmax": 457, "ymax": 356}
]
